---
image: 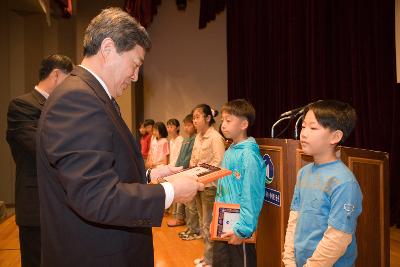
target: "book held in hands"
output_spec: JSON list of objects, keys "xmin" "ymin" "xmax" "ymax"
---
[
  {"xmin": 160, "ymin": 163, "xmax": 232, "ymax": 184},
  {"xmin": 210, "ymin": 202, "xmax": 257, "ymax": 243}
]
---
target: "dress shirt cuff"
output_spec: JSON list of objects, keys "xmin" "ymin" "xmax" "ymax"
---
[{"xmin": 160, "ymin": 182, "xmax": 174, "ymax": 209}]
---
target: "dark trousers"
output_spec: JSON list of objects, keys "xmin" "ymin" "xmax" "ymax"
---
[
  {"xmin": 212, "ymin": 240, "xmax": 257, "ymax": 267},
  {"xmin": 18, "ymin": 226, "xmax": 41, "ymax": 267}
]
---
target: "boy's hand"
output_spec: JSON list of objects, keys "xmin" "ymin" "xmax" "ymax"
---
[{"xmin": 221, "ymin": 230, "xmax": 245, "ymax": 245}]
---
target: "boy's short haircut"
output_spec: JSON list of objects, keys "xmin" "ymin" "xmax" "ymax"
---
[
  {"xmin": 143, "ymin": 119, "xmax": 155, "ymax": 127},
  {"xmin": 221, "ymin": 99, "xmax": 256, "ymax": 126},
  {"xmin": 167, "ymin": 118, "xmax": 180, "ymax": 134},
  {"xmin": 183, "ymin": 114, "xmax": 193, "ymax": 123},
  {"xmin": 304, "ymin": 100, "xmax": 357, "ymax": 143}
]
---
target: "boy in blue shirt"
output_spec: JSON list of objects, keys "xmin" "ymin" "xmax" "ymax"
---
[
  {"xmin": 282, "ymin": 100, "xmax": 363, "ymax": 267},
  {"xmin": 212, "ymin": 99, "xmax": 266, "ymax": 267}
]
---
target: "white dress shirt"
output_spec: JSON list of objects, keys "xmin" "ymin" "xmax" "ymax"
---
[{"xmin": 35, "ymin": 86, "xmax": 49, "ymax": 99}]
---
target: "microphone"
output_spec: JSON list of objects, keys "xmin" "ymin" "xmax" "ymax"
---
[{"xmin": 279, "ymin": 106, "xmax": 305, "ymax": 118}]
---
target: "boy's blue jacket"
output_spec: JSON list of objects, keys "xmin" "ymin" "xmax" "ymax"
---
[{"xmin": 216, "ymin": 137, "xmax": 266, "ymax": 238}]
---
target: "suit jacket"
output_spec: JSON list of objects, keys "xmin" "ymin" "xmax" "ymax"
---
[
  {"xmin": 6, "ymin": 89, "xmax": 46, "ymax": 227},
  {"xmin": 36, "ymin": 66, "xmax": 165, "ymax": 267}
]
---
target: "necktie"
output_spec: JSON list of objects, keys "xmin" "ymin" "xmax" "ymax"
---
[{"xmin": 111, "ymin": 97, "xmax": 121, "ymax": 117}]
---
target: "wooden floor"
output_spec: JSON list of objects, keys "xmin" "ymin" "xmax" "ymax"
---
[
  {"xmin": 0, "ymin": 215, "xmax": 203, "ymax": 267},
  {"xmin": 1, "ymin": 215, "xmax": 399, "ymax": 267}
]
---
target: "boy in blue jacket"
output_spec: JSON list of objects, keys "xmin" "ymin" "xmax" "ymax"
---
[{"xmin": 212, "ymin": 99, "xmax": 266, "ymax": 267}]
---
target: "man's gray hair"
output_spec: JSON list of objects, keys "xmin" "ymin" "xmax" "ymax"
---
[{"xmin": 83, "ymin": 7, "xmax": 151, "ymax": 56}]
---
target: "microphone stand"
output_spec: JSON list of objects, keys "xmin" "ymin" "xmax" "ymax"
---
[
  {"xmin": 271, "ymin": 116, "xmax": 292, "ymax": 138},
  {"xmin": 294, "ymin": 115, "xmax": 303, "ymax": 139}
]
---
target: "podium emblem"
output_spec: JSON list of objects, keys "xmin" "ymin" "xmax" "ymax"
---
[{"xmin": 263, "ymin": 154, "xmax": 274, "ymax": 184}]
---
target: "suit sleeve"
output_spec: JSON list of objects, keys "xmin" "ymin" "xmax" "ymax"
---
[
  {"xmin": 7, "ymin": 98, "xmax": 40, "ymax": 157},
  {"xmin": 40, "ymin": 90, "xmax": 165, "ymax": 227}
]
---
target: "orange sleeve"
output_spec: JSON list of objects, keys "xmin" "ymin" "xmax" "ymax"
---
[{"xmin": 282, "ymin": 210, "xmax": 298, "ymax": 267}]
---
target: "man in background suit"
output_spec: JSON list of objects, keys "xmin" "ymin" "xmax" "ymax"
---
[
  {"xmin": 36, "ymin": 7, "xmax": 203, "ymax": 267},
  {"xmin": 6, "ymin": 54, "xmax": 73, "ymax": 267}
]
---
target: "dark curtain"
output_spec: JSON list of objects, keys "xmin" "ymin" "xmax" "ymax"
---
[
  {"xmin": 227, "ymin": 0, "xmax": 400, "ymax": 225},
  {"xmin": 199, "ymin": 0, "xmax": 225, "ymax": 29},
  {"xmin": 124, "ymin": 0, "xmax": 161, "ymax": 28},
  {"xmin": 53, "ymin": 0, "xmax": 72, "ymax": 17}
]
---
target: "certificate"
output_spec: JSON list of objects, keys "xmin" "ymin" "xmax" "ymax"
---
[{"xmin": 210, "ymin": 202, "xmax": 256, "ymax": 243}]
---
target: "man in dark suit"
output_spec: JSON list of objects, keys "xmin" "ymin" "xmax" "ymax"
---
[
  {"xmin": 6, "ymin": 54, "xmax": 73, "ymax": 267},
  {"xmin": 36, "ymin": 7, "xmax": 203, "ymax": 267}
]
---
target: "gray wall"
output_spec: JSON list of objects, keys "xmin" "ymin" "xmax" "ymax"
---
[
  {"xmin": 0, "ymin": 8, "xmax": 78, "ymax": 204},
  {"xmin": 0, "ymin": 0, "xmax": 124, "ymax": 204},
  {"xmin": 0, "ymin": 0, "xmax": 227, "ymax": 204},
  {"xmin": 144, "ymin": 0, "xmax": 228, "ymax": 124},
  {"xmin": 0, "ymin": 2, "xmax": 13, "ymax": 206}
]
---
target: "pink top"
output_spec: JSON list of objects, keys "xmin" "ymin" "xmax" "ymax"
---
[{"xmin": 149, "ymin": 138, "xmax": 169, "ymax": 167}]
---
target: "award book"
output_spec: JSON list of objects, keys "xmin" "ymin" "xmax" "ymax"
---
[
  {"xmin": 210, "ymin": 202, "xmax": 257, "ymax": 243},
  {"xmin": 161, "ymin": 163, "xmax": 232, "ymax": 184}
]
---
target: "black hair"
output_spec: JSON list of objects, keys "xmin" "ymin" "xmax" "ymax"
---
[
  {"xmin": 39, "ymin": 54, "xmax": 73, "ymax": 81},
  {"xmin": 221, "ymin": 99, "xmax": 256, "ymax": 127},
  {"xmin": 143, "ymin": 119, "xmax": 155, "ymax": 127},
  {"xmin": 192, "ymin": 104, "xmax": 218, "ymax": 126},
  {"xmin": 304, "ymin": 100, "xmax": 357, "ymax": 143},
  {"xmin": 154, "ymin": 122, "xmax": 168, "ymax": 138},
  {"xmin": 167, "ymin": 118, "xmax": 180, "ymax": 134},
  {"xmin": 183, "ymin": 114, "xmax": 193, "ymax": 123}
]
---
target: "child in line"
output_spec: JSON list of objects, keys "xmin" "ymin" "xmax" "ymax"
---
[
  {"xmin": 167, "ymin": 115, "xmax": 200, "ymax": 237},
  {"xmin": 282, "ymin": 100, "xmax": 363, "ymax": 267},
  {"xmin": 146, "ymin": 122, "xmax": 169, "ymax": 168},
  {"xmin": 212, "ymin": 99, "xmax": 266, "ymax": 267},
  {"xmin": 140, "ymin": 119, "xmax": 155, "ymax": 160},
  {"xmin": 190, "ymin": 104, "xmax": 226, "ymax": 267},
  {"xmin": 166, "ymin": 118, "xmax": 184, "ymax": 227},
  {"xmin": 178, "ymin": 115, "xmax": 202, "ymax": 240},
  {"xmin": 139, "ymin": 119, "xmax": 154, "ymax": 160},
  {"xmin": 167, "ymin": 118, "xmax": 184, "ymax": 167}
]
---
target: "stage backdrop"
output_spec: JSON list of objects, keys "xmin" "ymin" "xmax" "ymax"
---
[{"xmin": 225, "ymin": 0, "xmax": 400, "ymax": 225}]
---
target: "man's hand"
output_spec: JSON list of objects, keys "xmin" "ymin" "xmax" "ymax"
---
[
  {"xmin": 221, "ymin": 230, "xmax": 245, "ymax": 245},
  {"xmin": 171, "ymin": 176, "xmax": 204, "ymax": 203},
  {"xmin": 150, "ymin": 165, "xmax": 183, "ymax": 179}
]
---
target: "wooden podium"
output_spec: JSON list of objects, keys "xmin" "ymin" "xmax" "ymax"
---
[{"xmin": 255, "ymin": 138, "xmax": 389, "ymax": 267}]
